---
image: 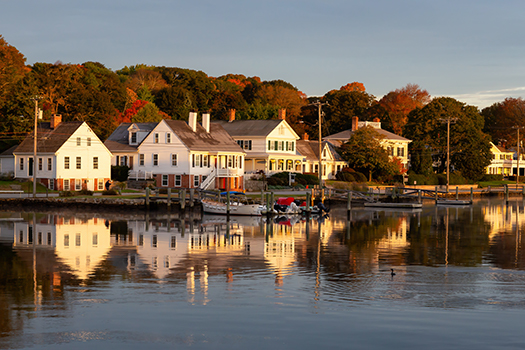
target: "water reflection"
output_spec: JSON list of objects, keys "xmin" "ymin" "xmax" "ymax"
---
[{"xmin": 2, "ymin": 200, "xmax": 525, "ymax": 347}]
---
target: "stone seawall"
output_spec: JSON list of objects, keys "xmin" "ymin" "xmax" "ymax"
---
[{"xmin": 0, "ymin": 197, "xmax": 203, "ymax": 214}]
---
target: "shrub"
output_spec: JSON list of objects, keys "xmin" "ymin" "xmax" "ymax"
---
[
  {"xmin": 482, "ymin": 174, "xmax": 504, "ymax": 181},
  {"xmin": 111, "ymin": 166, "xmax": 130, "ymax": 182},
  {"xmin": 60, "ymin": 190, "xmax": 76, "ymax": 197},
  {"xmin": 77, "ymin": 189, "xmax": 93, "ymax": 196},
  {"xmin": 102, "ymin": 189, "xmax": 119, "ymax": 196},
  {"xmin": 353, "ymin": 172, "xmax": 368, "ymax": 182}
]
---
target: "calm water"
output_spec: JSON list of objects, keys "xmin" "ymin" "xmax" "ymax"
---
[{"xmin": 1, "ymin": 199, "xmax": 525, "ymax": 349}]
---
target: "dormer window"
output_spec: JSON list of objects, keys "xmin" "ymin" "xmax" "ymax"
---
[
  {"xmin": 154, "ymin": 133, "xmax": 159, "ymax": 144},
  {"xmin": 131, "ymin": 132, "xmax": 137, "ymax": 144}
]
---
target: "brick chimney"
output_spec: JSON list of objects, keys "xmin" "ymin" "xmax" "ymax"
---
[
  {"xmin": 351, "ymin": 116, "xmax": 359, "ymax": 131},
  {"xmin": 50, "ymin": 114, "xmax": 62, "ymax": 129},
  {"xmin": 278, "ymin": 109, "xmax": 286, "ymax": 120},
  {"xmin": 303, "ymin": 133, "xmax": 309, "ymax": 141},
  {"xmin": 228, "ymin": 109, "xmax": 236, "ymax": 122}
]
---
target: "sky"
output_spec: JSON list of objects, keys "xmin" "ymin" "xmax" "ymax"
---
[{"xmin": 1, "ymin": 0, "xmax": 525, "ymax": 109}]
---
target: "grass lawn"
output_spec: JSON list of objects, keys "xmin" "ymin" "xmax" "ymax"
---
[{"xmin": 477, "ymin": 180, "xmax": 519, "ymax": 188}]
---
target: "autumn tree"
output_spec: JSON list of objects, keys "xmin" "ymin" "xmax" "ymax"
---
[
  {"xmin": 405, "ymin": 97, "xmax": 492, "ymax": 180},
  {"xmin": 340, "ymin": 82, "xmax": 366, "ymax": 92},
  {"xmin": 0, "ymin": 36, "xmax": 29, "ymax": 109},
  {"xmin": 481, "ymin": 97, "xmax": 525, "ymax": 146},
  {"xmin": 379, "ymin": 83, "xmax": 430, "ymax": 136}
]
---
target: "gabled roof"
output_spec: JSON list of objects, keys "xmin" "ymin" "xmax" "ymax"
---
[
  {"xmin": 14, "ymin": 121, "xmax": 84, "ymax": 154},
  {"xmin": 213, "ymin": 119, "xmax": 287, "ymax": 137},
  {"xmin": 0, "ymin": 145, "xmax": 18, "ymax": 157},
  {"xmin": 296, "ymin": 140, "xmax": 345, "ymax": 162},
  {"xmin": 324, "ymin": 128, "xmax": 411, "ymax": 142},
  {"xmin": 490, "ymin": 142, "xmax": 513, "ymax": 154},
  {"xmin": 165, "ymin": 120, "xmax": 242, "ymax": 152},
  {"xmin": 105, "ymin": 122, "xmax": 158, "ymax": 152}
]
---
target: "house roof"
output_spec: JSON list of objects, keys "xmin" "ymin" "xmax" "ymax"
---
[
  {"xmin": 296, "ymin": 140, "xmax": 345, "ymax": 161},
  {"xmin": 212, "ymin": 119, "xmax": 285, "ymax": 137},
  {"xmin": 104, "ymin": 122, "xmax": 158, "ymax": 152},
  {"xmin": 14, "ymin": 121, "xmax": 84, "ymax": 154},
  {"xmin": 165, "ymin": 120, "xmax": 243, "ymax": 152},
  {"xmin": 324, "ymin": 128, "xmax": 411, "ymax": 142},
  {"xmin": 105, "ymin": 120, "xmax": 244, "ymax": 153},
  {"xmin": 0, "ymin": 145, "xmax": 18, "ymax": 157}
]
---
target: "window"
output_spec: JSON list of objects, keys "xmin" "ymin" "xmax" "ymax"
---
[
  {"xmin": 139, "ymin": 234, "xmax": 144, "ymax": 246},
  {"xmin": 268, "ymin": 140, "xmax": 271, "ymax": 151},
  {"xmin": 87, "ymin": 137, "xmax": 91, "ymax": 146},
  {"xmin": 64, "ymin": 157, "xmax": 70, "ymax": 170},
  {"xmin": 38, "ymin": 158, "xmax": 43, "ymax": 171},
  {"xmin": 75, "ymin": 179, "xmax": 81, "ymax": 190},
  {"xmin": 49, "ymin": 179, "xmax": 54, "ymax": 190},
  {"xmin": 47, "ymin": 158, "xmax": 52, "ymax": 171},
  {"xmin": 170, "ymin": 236, "xmax": 176, "ymax": 249},
  {"xmin": 323, "ymin": 149, "xmax": 327, "ymax": 158},
  {"xmin": 92, "ymin": 233, "xmax": 98, "ymax": 246},
  {"xmin": 76, "ymin": 233, "xmax": 81, "ymax": 246},
  {"xmin": 76, "ymin": 157, "xmax": 81, "ymax": 169},
  {"xmin": 194, "ymin": 175, "xmax": 199, "ymax": 187},
  {"xmin": 64, "ymin": 234, "xmax": 69, "ymax": 247},
  {"xmin": 175, "ymin": 175, "xmax": 181, "ymax": 187},
  {"xmin": 203, "ymin": 155, "xmax": 208, "ymax": 167},
  {"xmin": 139, "ymin": 154, "xmax": 144, "ymax": 166},
  {"xmin": 228, "ymin": 155, "xmax": 232, "ymax": 168},
  {"xmin": 131, "ymin": 132, "xmax": 137, "ymax": 144},
  {"xmin": 154, "ymin": 133, "xmax": 159, "ymax": 143},
  {"xmin": 166, "ymin": 133, "xmax": 171, "ymax": 143},
  {"xmin": 153, "ymin": 154, "xmax": 158, "ymax": 166},
  {"xmin": 245, "ymin": 140, "xmax": 252, "ymax": 150},
  {"xmin": 290, "ymin": 142, "xmax": 294, "ymax": 151},
  {"xmin": 92, "ymin": 157, "xmax": 98, "ymax": 169},
  {"xmin": 47, "ymin": 232, "xmax": 51, "ymax": 245},
  {"xmin": 64, "ymin": 179, "xmax": 70, "ymax": 191},
  {"xmin": 274, "ymin": 141, "xmax": 279, "ymax": 150},
  {"xmin": 171, "ymin": 154, "xmax": 177, "ymax": 166},
  {"xmin": 19, "ymin": 158, "xmax": 24, "ymax": 171},
  {"xmin": 77, "ymin": 137, "xmax": 81, "ymax": 146},
  {"xmin": 152, "ymin": 235, "xmax": 158, "ymax": 248},
  {"xmin": 162, "ymin": 175, "xmax": 168, "ymax": 187},
  {"xmin": 237, "ymin": 140, "xmax": 244, "ymax": 148},
  {"xmin": 195, "ymin": 154, "xmax": 201, "ymax": 167},
  {"xmin": 98, "ymin": 179, "xmax": 103, "ymax": 190}
]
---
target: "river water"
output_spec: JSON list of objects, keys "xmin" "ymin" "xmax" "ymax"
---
[{"xmin": 1, "ymin": 198, "xmax": 525, "ymax": 349}]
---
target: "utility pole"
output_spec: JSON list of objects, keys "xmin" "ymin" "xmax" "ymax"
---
[
  {"xmin": 514, "ymin": 126, "xmax": 523, "ymax": 189},
  {"xmin": 30, "ymin": 96, "xmax": 41, "ymax": 198},
  {"xmin": 310, "ymin": 101, "xmax": 328, "ymax": 192},
  {"xmin": 438, "ymin": 112, "xmax": 457, "ymax": 193}
]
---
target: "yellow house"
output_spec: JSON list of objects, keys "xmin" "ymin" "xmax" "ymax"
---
[{"xmin": 486, "ymin": 142, "xmax": 514, "ymax": 176}]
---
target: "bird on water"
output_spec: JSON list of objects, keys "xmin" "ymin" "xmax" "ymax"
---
[{"xmin": 391, "ymin": 269, "xmax": 396, "ymax": 276}]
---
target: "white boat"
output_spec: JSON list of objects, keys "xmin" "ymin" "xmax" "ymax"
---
[{"xmin": 201, "ymin": 199, "xmax": 266, "ymax": 216}]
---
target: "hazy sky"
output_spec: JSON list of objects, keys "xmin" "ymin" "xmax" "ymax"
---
[{"xmin": 2, "ymin": 0, "xmax": 525, "ymax": 108}]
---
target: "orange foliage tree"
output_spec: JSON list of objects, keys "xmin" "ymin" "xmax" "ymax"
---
[
  {"xmin": 379, "ymin": 83, "xmax": 431, "ymax": 136},
  {"xmin": 340, "ymin": 82, "xmax": 366, "ymax": 92}
]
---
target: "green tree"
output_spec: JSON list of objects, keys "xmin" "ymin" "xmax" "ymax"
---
[
  {"xmin": 339, "ymin": 126, "xmax": 397, "ymax": 181},
  {"xmin": 481, "ymin": 97, "xmax": 525, "ymax": 146},
  {"xmin": 404, "ymin": 97, "xmax": 492, "ymax": 180}
]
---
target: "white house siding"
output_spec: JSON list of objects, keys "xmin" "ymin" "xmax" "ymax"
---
[{"xmin": 15, "ymin": 123, "xmax": 111, "ymax": 191}]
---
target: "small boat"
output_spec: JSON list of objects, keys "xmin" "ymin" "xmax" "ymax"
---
[{"xmin": 201, "ymin": 192, "xmax": 266, "ymax": 216}]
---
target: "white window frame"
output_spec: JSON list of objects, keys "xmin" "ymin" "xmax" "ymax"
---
[
  {"xmin": 47, "ymin": 158, "xmax": 52, "ymax": 171},
  {"xmin": 87, "ymin": 137, "xmax": 91, "ymax": 146},
  {"xmin": 76, "ymin": 157, "xmax": 81, "ymax": 169},
  {"xmin": 64, "ymin": 179, "xmax": 70, "ymax": 191},
  {"xmin": 154, "ymin": 133, "xmax": 159, "ymax": 143},
  {"xmin": 171, "ymin": 154, "xmax": 177, "ymax": 166},
  {"xmin": 77, "ymin": 137, "xmax": 81, "ymax": 146},
  {"xmin": 175, "ymin": 175, "xmax": 181, "ymax": 187},
  {"xmin": 75, "ymin": 179, "xmax": 81, "ymax": 191},
  {"xmin": 153, "ymin": 154, "xmax": 158, "ymax": 166},
  {"xmin": 93, "ymin": 157, "xmax": 98, "ymax": 169},
  {"xmin": 166, "ymin": 133, "xmax": 171, "ymax": 143},
  {"xmin": 64, "ymin": 157, "xmax": 70, "ymax": 170},
  {"xmin": 162, "ymin": 175, "xmax": 168, "ymax": 187},
  {"xmin": 194, "ymin": 175, "xmax": 199, "ymax": 187},
  {"xmin": 139, "ymin": 154, "xmax": 144, "ymax": 166}
]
